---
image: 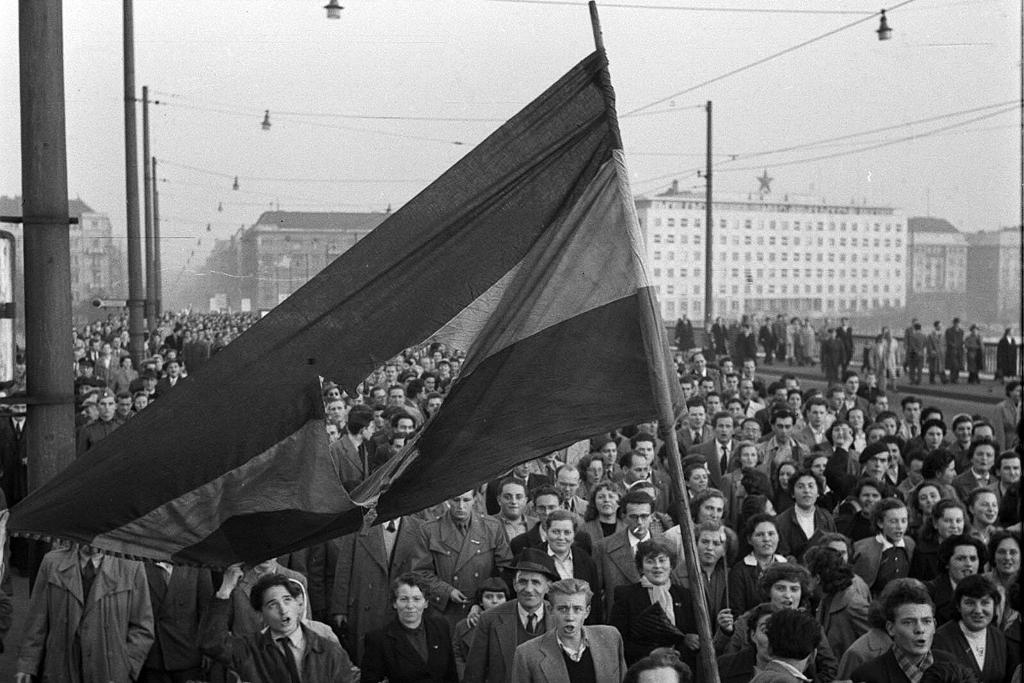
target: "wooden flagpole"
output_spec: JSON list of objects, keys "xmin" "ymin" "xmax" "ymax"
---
[{"xmin": 587, "ymin": 3, "xmax": 722, "ymax": 680}]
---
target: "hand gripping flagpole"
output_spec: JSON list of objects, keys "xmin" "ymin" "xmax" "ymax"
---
[{"xmin": 588, "ymin": 3, "xmax": 722, "ymax": 681}]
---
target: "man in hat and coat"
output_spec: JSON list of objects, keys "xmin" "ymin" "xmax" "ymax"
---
[{"xmin": 463, "ymin": 548, "xmax": 560, "ymax": 683}]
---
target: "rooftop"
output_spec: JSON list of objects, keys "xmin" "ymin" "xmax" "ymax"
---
[
  {"xmin": 907, "ymin": 216, "xmax": 960, "ymax": 234},
  {"xmin": 0, "ymin": 195, "xmax": 96, "ymax": 218},
  {"xmin": 251, "ymin": 211, "xmax": 389, "ymax": 233}
]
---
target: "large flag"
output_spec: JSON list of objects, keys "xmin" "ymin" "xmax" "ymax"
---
[{"xmin": 9, "ymin": 50, "xmax": 681, "ymax": 566}]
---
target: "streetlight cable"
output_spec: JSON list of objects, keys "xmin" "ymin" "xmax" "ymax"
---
[{"xmin": 623, "ymin": 0, "xmax": 918, "ymax": 117}]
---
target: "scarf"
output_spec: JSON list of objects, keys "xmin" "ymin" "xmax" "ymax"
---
[{"xmin": 640, "ymin": 576, "xmax": 675, "ymax": 626}]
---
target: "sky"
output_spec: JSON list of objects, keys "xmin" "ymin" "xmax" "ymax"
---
[{"xmin": 0, "ymin": 0, "xmax": 1019, "ymax": 297}]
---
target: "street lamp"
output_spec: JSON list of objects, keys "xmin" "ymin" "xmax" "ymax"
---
[
  {"xmin": 876, "ymin": 10, "xmax": 892, "ymax": 40},
  {"xmin": 324, "ymin": 0, "xmax": 343, "ymax": 19}
]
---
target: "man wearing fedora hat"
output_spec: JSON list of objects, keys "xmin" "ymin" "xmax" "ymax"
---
[{"xmin": 463, "ymin": 548, "xmax": 559, "ymax": 683}]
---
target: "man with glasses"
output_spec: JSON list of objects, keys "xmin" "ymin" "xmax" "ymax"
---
[{"xmin": 592, "ymin": 490, "xmax": 658, "ymax": 621}]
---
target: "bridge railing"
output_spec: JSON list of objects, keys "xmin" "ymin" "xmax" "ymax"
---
[{"xmin": 664, "ymin": 324, "xmax": 1023, "ymax": 378}]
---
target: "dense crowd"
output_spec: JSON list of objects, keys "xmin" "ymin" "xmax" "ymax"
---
[{"xmin": 0, "ymin": 309, "xmax": 1020, "ymax": 683}]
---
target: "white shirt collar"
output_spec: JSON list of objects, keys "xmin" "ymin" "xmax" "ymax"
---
[
  {"xmin": 628, "ymin": 530, "xmax": 650, "ymax": 550},
  {"xmin": 517, "ymin": 601, "xmax": 544, "ymax": 624},
  {"xmin": 547, "ymin": 546, "xmax": 573, "ymax": 562},
  {"xmin": 876, "ymin": 533, "xmax": 906, "ymax": 550},
  {"xmin": 743, "ymin": 553, "xmax": 787, "ymax": 566}
]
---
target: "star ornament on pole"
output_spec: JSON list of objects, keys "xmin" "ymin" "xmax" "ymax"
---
[{"xmin": 757, "ymin": 170, "xmax": 773, "ymax": 194}]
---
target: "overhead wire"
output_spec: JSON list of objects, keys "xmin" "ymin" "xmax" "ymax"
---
[
  {"xmin": 488, "ymin": 0, "xmax": 874, "ymax": 14},
  {"xmin": 630, "ymin": 100, "xmax": 1019, "ymax": 187},
  {"xmin": 622, "ymin": 0, "xmax": 918, "ymax": 117},
  {"xmin": 157, "ymin": 159, "xmax": 430, "ymax": 184},
  {"xmin": 152, "ymin": 99, "xmax": 471, "ymax": 146},
  {"xmin": 631, "ymin": 103, "xmax": 1018, "ymax": 190}
]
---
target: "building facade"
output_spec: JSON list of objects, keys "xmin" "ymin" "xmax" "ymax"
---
[
  {"xmin": 0, "ymin": 195, "xmax": 126, "ymax": 328},
  {"xmin": 964, "ymin": 227, "xmax": 1022, "ymax": 326},
  {"xmin": 905, "ymin": 216, "xmax": 968, "ymax": 322},
  {"xmin": 205, "ymin": 210, "xmax": 388, "ymax": 312},
  {"xmin": 635, "ymin": 182, "xmax": 907, "ymax": 321}
]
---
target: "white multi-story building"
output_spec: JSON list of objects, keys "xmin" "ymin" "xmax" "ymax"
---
[{"xmin": 635, "ymin": 181, "xmax": 907, "ymax": 321}]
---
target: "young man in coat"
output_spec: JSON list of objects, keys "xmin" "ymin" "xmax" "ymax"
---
[
  {"xmin": 850, "ymin": 578, "xmax": 956, "ymax": 683},
  {"xmin": 16, "ymin": 544, "xmax": 155, "ymax": 683},
  {"xmin": 463, "ymin": 549, "xmax": 559, "ymax": 683},
  {"xmin": 201, "ymin": 565, "xmax": 355, "ymax": 683},
  {"xmin": 511, "ymin": 578, "xmax": 627, "ymax": 683}
]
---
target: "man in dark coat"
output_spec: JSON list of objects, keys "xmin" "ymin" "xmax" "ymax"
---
[
  {"xmin": 139, "ymin": 563, "xmax": 214, "ymax": 683},
  {"xmin": 837, "ymin": 318, "xmax": 855, "ymax": 374},
  {"xmin": 995, "ymin": 328, "xmax": 1017, "ymax": 382},
  {"xmin": 944, "ymin": 318, "xmax": 965, "ymax": 384},
  {"xmin": 675, "ymin": 316, "xmax": 695, "ymax": 351},
  {"xmin": 820, "ymin": 329, "xmax": 844, "ymax": 384},
  {"xmin": 756, "ymin": 319, "xmax": 775, "ymax": 365},
  {"xmin": 736, "ymin": 324, "xmax": 758, "ymax": 364}
]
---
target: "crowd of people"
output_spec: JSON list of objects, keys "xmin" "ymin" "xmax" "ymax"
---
[
  {"xmin": 674, "ymin": 314, "xmax": 1020, "ymax": 389},
  {"xmin": 0, "ymin": 309, "xmax": 1020, "ymax": 682}
]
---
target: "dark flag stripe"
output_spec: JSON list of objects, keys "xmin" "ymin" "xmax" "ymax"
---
[
  {"xmin": 8, "ymin": 51, "xmax": 682, "ymax": 567},
  {"xmin": 361, "ymin": 289, "xmax": 661, "ymax": 517}
]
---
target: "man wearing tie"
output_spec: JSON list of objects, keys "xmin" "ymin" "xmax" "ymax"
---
[
  {"xmin": 463, "ymin": 549, "xmax": 560, "ymax": 683},
  {"xmin": 555, "ymin": 465, "xmax": 589, "ymax": 517},
  {"xmin": 202, "ymin": 566, "xmax": 355, "ymax": 683},
  {"xmin": 686, "ymin": 412, "xmax": 736, "ymax": 490},
  {"xmin": 331, "ymin": 514, "xmax": 423, "ymax": 662},
  {"xmin": 677, "ymin": 396, "xmax": 713, "ymax": 449}
]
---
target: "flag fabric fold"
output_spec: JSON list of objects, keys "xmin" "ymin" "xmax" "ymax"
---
[{"xmin": 9, "ymin": 50, "xmax": 681, "ymax": 566}]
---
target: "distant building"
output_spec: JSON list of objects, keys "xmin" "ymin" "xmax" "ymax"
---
[
  {"xmin": 965, "ymin": 226, "xmax": 1022, "ymax": 325},
  {"xmin": 206, "ymin": 211, "xmax": 389, "ymax": 312},
  {"xmin": 635, "ymin": 181, "xmax": 907, "ymax": 321},
  {"xmin": 905, "ymin": 216, "xmax": 968, "ymax": 322},
  {"xmin": 0, "ymin": 195, "xmax": 126, "ymax": 328}
]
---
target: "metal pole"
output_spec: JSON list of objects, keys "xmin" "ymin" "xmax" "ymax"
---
[
  {"xmin": 588, "ymin": 4, "xmax": 720, "ymax": 681},
  {"xmin": 123, "ymin": 0, "xmax": 145, "ymax": 367},
  {"xmin": 142, "ymin": 85, "xmax": 156, "ymax": 326},
  {"xmin": 152, "ymin": 156, "xmax": 162, "ymax": 318},
  {"xmin": 704, "ymin": 101, "xmax": 713, "ymax": 326},
  {"xmin": 19, "ymin": 0, "xmax": 76, "ymax": 490}
]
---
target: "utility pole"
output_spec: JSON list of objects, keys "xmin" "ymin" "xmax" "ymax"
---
[
  {"xmin": 152, "ymin": 156, "xmax": 162, "ymax": 318},
  {"xmin": 703, "ymin": 100, "xmax": 713, "ymax": 327},
  {"xmin": 123, "ymin": 0, "xmax": 146, "ymax": 367},
  {"xmin": 19, "ymin": 0, "xmax": 76, "ymax": 489},
  {"xmin": 142, "ymin": 85, "xmax": 156, "ymax": 325}
]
